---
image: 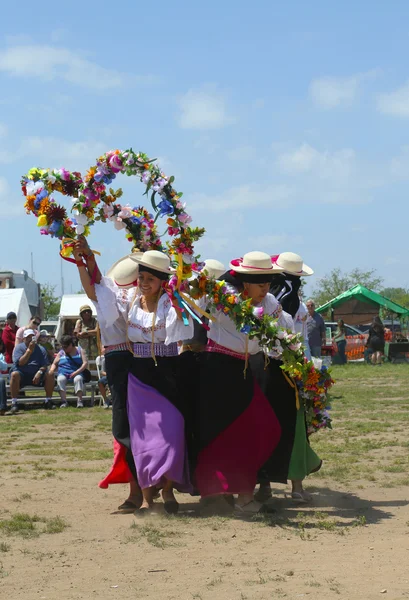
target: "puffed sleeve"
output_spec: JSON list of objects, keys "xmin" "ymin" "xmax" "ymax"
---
[
  {"xmin": 94, "ymin": 277, "xmax": 130, "ymax": 327},
  {"xmin": 164, "ymin": 302, "xmax": 194, "ymax": 345}
]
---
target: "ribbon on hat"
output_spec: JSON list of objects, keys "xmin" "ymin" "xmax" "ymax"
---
[{"xmin": 231, "ymin": 257, "xmax": 275, "ymax": 271}]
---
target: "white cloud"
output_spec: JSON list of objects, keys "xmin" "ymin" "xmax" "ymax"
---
[
  {"xmin": 177, "ymin": 85, "xmax": 235, "ymax": 130},
  {"xmin": 277, "ymin": 143, "xmax": 355, "ymax": 178},
  {"xmin": 378, "ymin": 82, "xmax": 409, "ymax": 117},
  {"xmin": 190, "ymin": 183, "xmax": 293, "ymax": 212},
  {"xmin": 227, "ymin": 145, "xmax": 257, "ymax": 161},
  {"xmin": 275, "ymin": 142, "xmax": 383, "ymax": 205},
  {"xmin": 0, "ymin": 44, "xmax": 155, "ymax": 90},
  {"xmin": 0, "ymin": 136, "xmax": 106, "ymax": 171},
  {"xmin": 309, "ymin": 70, "xmax": 378, "ymax": 109}
]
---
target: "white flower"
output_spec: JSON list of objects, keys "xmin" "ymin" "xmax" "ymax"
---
[
  {"xmin": 26, "ymin": 180, "xmax": 43, "ymax": 195},
  {"xmin": 76, "ymin": 224, "xmax": 85, "ymax": 235},
  {"xmin": 276, "ymin": 330, "xmax": 285, "ymax": 340},
  {"xmin": 289, "ymin": 342, "xmax": 302, "ymax": 352},
  {"xmin": 73, "ymin": 212, "xmax": 88, "ymax": 226}
]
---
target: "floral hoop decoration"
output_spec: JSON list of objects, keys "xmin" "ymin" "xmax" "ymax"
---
[
  {"xmin": 21, "ymin": 168, "xmax": 83, "ymax": 239},
  {"xmin": 73, "ymin": 149, "xmax": 205, "ymax": 276}
]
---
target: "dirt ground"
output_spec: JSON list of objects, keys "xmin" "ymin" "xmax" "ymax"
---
[{"xmin": 1, "ymin": 364, "xmax": 409, "ymax": 600}]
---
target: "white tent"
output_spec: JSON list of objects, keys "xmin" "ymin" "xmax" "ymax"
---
[
  {"xmin": 0, "ymin": 288, "xmax": 31, "ymax": 326},
  {"xmin": 55, "ymin": 294, "xmax": 97, "ymax": 340},
  {"xmin": 59, "ymin": 294, "xmax": 96, "ymax": 317}
]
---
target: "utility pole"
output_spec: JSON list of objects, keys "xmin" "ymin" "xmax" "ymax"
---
[
  {"xmin": 60, "ymin": 258, "xmax": 65, "ymax": 296},
  {"xmin": 31, "ymin": 252, "xmax": 35, "ymax": 280}
]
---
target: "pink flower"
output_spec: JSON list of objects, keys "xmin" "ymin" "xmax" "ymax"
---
[
  {"xmin": 117, "ymin": 204, "xmax": 133, "ymax": 219},
  {"xmin": 103, "ymin": 205, "xmax": 114, "ymax": 219},
  {"xmin": 40, "ymin": 227, "xmax": 49, "ymax": 235},
  {"xmin": 252, "ymin": 306, "xmax": 264, "ymax": 318},
  {"xmin": 109, "ymin": 154, "xmax": 123, "ymax": 173},
  {"xmin": 178, "ymin": 213, "xmax": 192, "ymax": 225},
  {"xmin": 58, "ymin": 168, "xmax": 70, "ymax": 181}
]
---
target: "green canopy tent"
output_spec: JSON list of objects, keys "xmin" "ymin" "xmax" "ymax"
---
[{"xmin": 316, "ymin": 284, "xmax": 409, "ymax": 328}]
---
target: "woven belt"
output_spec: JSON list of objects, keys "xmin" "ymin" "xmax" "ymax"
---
[
  {"xmin": 132, "ymin": 342, "xmax": 179, "ymax": 358},
  {"xmin": 205, "ymin": 339, "xmax": 246, "ymax": 361},
  {"xmin": 104, "ymin": 343, "xmax": 130, "ymax": 355}
]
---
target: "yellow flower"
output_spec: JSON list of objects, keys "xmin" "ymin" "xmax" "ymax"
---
[
  {"xmin": 61, "ymin": 245, "xmax": 73, "ymax": 258},
  {"xmin": 227, "ymin": 295, "xmax": 236, "ymax": 304},
  {"xmin": 86, "ymin": 210, "xmax": 94, "ymax": 219},
  {"xmin": 37, "ymin": 215, "xmax": 48, "ymax": 227}
]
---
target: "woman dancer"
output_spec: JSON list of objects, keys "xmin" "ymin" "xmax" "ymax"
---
[
  {"xmin": 194, "ymin": 251, "xmax": 287, "ymax": 514},
  {"xmin": 73, "ymin": 238, "xmax": 143, "ymax": 510},
  {"xmin": 257, "ymin": 252, "xmax": 321, "ymax": 503},
  {"xmin": 94, "ymin": 250, "xmax": 194, "ymax": 514}
]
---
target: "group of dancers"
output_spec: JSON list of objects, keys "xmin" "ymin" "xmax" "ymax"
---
[{"xmin": 72, "ymin": 237, "xmax": 321, "ymax": 515}]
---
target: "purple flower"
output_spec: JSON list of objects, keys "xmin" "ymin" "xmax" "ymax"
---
[
  {"xmin": 109, "ymin": 154, "xmax": 123, "ymax": 173},
  {"xmin": 158, "ymin": 198, "xmax": 175, "ymax": 216},
  {"xmin": 40, "ymin": 227, "xmax": 49, "ymax": 235},
  {"xmin": 152, "ymin": 177, "xmax": 167, "ymax": 191},
  {"xmin": 141, "ymin": 171, "xmax": 151, "ymax": 184},
  {"xmin": 83, "ymin": 188, "xmax": 99, "ymax": 201}
]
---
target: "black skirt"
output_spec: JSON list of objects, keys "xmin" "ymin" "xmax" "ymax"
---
[{"xmin": 104, "ymin": 350, "xmax": 136, "ymax": 480}]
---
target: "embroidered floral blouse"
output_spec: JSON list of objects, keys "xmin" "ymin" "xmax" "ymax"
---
[{"xmin": 95, "ymin": 277, "xmax": 193, "ymax": 345}]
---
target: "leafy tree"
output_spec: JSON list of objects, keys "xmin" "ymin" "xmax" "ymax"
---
[
  {"xmin": 381, "ymin": 287, "xmax": 409, "ymax": 308},
  {"xmin": 312, "ymin": 268, "xmax": 383, "ymax": 307},
  {"xmin": 41, "ymin": 283, "xmax": 61, "ymax": 319}
]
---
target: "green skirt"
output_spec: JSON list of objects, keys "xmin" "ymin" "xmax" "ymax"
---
[{"xmin": 287, "ymin": 409, "xmax": 321, "ymax": 480}]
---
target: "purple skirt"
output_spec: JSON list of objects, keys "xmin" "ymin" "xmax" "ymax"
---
[{"xmin": 127, "ymin": 371, "xmax": 192, "ymax": 492}]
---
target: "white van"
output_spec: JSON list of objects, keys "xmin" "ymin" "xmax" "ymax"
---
[{"xmin": 55, "ymin": 294, "xmax": 97, "ymax": 341}]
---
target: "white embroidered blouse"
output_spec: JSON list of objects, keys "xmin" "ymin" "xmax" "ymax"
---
[{"xmin": 95, "ymin": 277, "xmax": 193, "ymax": 345}]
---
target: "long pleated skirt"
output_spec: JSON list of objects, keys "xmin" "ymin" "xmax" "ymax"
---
[
  {"xmin": 127, "ymin": 355, "xmax": 192, "ymax": 492},
  {"xmin": 195, "ymin": 351, "xmax": 281, "ymax": 497}
]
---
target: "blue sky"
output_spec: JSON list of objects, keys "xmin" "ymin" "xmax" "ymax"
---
[{"xmin": 1, "ymin": 0, "xmax": 409, "ymax": 299}]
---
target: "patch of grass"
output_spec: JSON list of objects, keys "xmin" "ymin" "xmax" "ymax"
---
[
  {"xmin": 0, "ymin": 542, "xmax": 10, "ymax": 553},
  {"xmin": 126, "ymin": 522, "xmax": 182, "ymax": 549},
  {"xmin": 0, "ymin": 513, "xmax": 41, "ymax": 538},
  {"xmin": 44, "ymin": 516, "xmax": 68, "ymax": 534},
  {"xmin": 0, "ymin": 513, "xmax": 68, "ymax": 538}
]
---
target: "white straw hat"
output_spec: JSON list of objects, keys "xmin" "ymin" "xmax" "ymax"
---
[
  {"xmin": 229, "ymin": 251, "xmax": 284, "ymax": 274},
  {"xmin": 273, "ymin": 252, "xmax": 313, "ymax": 276},
  {"xmin": 106, "ymin": 253, "xmax": 143, "ymax": 288},
  {"xmin": 136, "ymin": 250, "xmax": 175, "ymax": 274},
  {"xmin": 202, "ymin": 259, "xmax": 226, "ymax": 279}
]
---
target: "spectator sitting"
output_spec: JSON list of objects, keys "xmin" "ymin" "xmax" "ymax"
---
[
  {"xmin": 0, "ymin": 340, "xmax": 7, "ymax": 415},
  {"xmin": 38, "ymin": 330, "xmax": 55, "ymax": 363},
  {"xmin": 74, "ymin": 305, "xmax": 98, "ymax": 361},
  {"xmin": 2, "ymin": 311, "xmax": 19, "ymax": 365},
  {"xmin": 10, "ymin": 329, "xmax": 56, "ymax": 414},
  {"xmin": 306, "ymin": 299, "xmax": 326, "ymax": 358},
  {"xmin": 49, "ymin": 335, "xmax": 88, "ymax": 409},
  {"xmin": 15, "ymin": 315, "xmax": 42, "ymax": 347},
  {"xmin": 97, "ymin": 349, "xmax": 110, "ymax": 409}
]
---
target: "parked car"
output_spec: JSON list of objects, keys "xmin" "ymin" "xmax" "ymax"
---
[{"xmin": 323, "ymin": 321, "xmax": 368, "ymax": 362}]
